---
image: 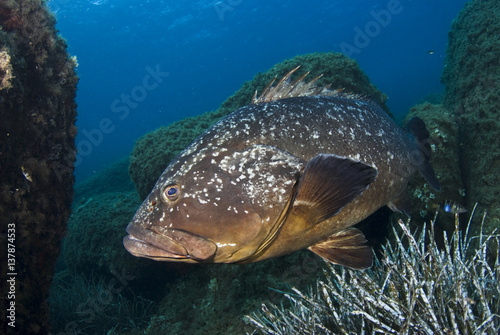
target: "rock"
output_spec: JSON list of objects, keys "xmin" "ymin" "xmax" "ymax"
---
[
  {"xmin": 0, "ymin": 1, "xmax": 78, "ymax": 332},
  {"xmin": 441, "ymin": 0, "xmax": 500, "ymax": 234}
]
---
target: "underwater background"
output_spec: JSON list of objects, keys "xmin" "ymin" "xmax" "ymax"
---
[
  {"xmin": 3, "ymin": 0, "xmax": 500, "ymax": 334},
  {"xmin": 48, "ymin": 0, "xmax": 468, "ymax": 183}
]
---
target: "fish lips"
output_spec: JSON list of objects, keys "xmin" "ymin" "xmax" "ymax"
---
[{"xmin": 123, "ymin": 224, "xmax": 217, "ymax": 261}]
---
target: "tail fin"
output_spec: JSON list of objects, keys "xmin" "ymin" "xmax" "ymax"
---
[{"xmin": 405, "ymin": 117, "xmax": 441, "ymax": 191}]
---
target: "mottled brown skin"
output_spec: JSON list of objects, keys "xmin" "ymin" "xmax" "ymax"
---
[{"xmin": 124, "ymin": 94, "xmax": 439, "ymax": 268}]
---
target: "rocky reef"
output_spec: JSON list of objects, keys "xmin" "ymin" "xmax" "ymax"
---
[
  {"xmin": 0, "ymin": 0, "xmax": 78, "ymax": 333},
  {"xmin": 129, "ymin": 52, "xmax": 389, "ymax": 200},
  {"xmin": 441, "ymin": 0, "xmax": 500, "ymax": 234},
  {"xmin": 53, "ymin": 0, "xmax": 500, "ymax": 330}
]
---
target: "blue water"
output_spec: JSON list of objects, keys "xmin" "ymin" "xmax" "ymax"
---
[{"xmin": 48, "ymin": 0, "xmax": 469, "ymax": 183}]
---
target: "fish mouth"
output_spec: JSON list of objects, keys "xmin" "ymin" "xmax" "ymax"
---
[{"xmin": 123, "ymin": 224, "xmax": 217, "ymax": 261}]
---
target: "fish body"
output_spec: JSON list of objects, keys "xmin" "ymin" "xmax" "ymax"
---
[
  {"xmin": 442, "ymin": 200, "xmax": 467, "ymax": 214},
  {"xmin": 124, "ymin": 69, "xmax": 440, "ymax": 269}
]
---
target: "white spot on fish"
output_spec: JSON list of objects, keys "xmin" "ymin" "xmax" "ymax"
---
[{"xmin": 216, "ymin": 242, "xmax": 237, "ymax": 247}]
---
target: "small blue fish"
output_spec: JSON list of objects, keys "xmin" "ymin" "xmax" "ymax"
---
[{"xmin": 442, "ymin": 200, "xmax": 467, "ymax": 214}]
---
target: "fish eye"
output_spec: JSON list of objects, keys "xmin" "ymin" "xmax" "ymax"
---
[{"xmin": 162, "ymin": 184, "xmax": 181, "ymax": 202}]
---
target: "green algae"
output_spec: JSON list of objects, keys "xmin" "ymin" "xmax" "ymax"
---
[
  {"xmin": 49, "ymin": 270, "xmax": 157, "ymax": 334},
  {"xmin": 61, "ymin": 157, "xmax": 178, "ymax": 282},
  {"xmin": 129, "ymin": 113, "xmax": 220, "ymax": 200},
  {"xmin": 63, "ymin": 158, "xmax": 139, "ymax": 276},
  {"xmin": 64, "ymin": 191, "xmax": 142, "ymax": 275},
  {"xmin": 441, "ymin": 0, "xmax": 500, "ymax": 235}
]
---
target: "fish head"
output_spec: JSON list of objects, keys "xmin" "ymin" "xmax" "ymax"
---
[{"xmin": 124, "ymin": 143, "xmax": 306, "ymax": 263}]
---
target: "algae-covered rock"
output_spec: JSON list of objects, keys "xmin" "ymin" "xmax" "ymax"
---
[
  {"xmin": 441, "ymin": 0, "xmax": 500, "ymax": 234},
  {"xmin": 74, "ymin": 156, "xmax": 136, "ymax": 203},
  {"xmin": 129, "ymin": 52, "xmax": 388, "ymax": 199},
  {"xmin": 64, "ymin": 191, "xmax": 142, "ymax": 274},
  {"xmin": 49, "ymin": 269, "xmax": 157, "ymax": 334},
  {"xmin": 129, "ymin": 114, "xmax": 219, "ymax": 200},
  {"xmin": 403, "ymin": 103, "xmax": 464, "ymax": 231},
  {"xmin": 441, "ymin": 0, "xmax": 500, "ymax": 112},
  {"xmin": 60, "ymin": 161, "xmax": 176, "ymax": 282},
  {"xmin": 0, "ymin": 1, "xmax": 78, "ymax": 332}
]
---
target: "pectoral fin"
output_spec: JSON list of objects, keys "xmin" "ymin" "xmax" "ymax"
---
[
  {"xmin": 291, "ymin": 154, "xmax": 378, "ymax": 226},
  {"xmin": 308, "ymin": 228, "xmax": 373, "ymax": 269},
  {"xmin": 388, "ymin": 189, "xmax": 411, "ymax": 216}
]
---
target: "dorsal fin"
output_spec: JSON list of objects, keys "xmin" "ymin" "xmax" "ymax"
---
[
  {"xmin": 252, "ymin": 66, "xmax": 336, "ymax": 104},
  {"xmin": 252, "ymin": 66, "xmax": 382, "ymax": 108}
]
